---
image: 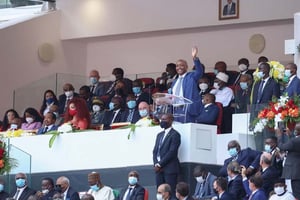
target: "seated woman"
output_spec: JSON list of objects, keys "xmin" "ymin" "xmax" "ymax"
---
[
  {"xmin": 21, "ymin": 107, "xmax": 43, "ymax": 131},
  {"xmin": 40, "ymin": 89, "xmax": 59, "ymax": 116},
  {"xmin": 1, "ymin": 109, "xmax": 20, "ymax": 131},
  {"xmin": 64, "ymin": 97, "xmax": 91, "ymax": 130}
]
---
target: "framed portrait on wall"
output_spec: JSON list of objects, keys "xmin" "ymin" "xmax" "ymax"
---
[{"xmin": 219, "ymin": 0, "xmax": 239, "ymax": 20}]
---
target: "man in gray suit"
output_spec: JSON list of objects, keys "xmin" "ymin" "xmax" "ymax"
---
[
  {"xmin": 277, "ymin": 122, "xmax": 300, "ymax": 199},
  {"xmin": 192, "ymin": 165, "xmax": 216, "ymax": 200}
]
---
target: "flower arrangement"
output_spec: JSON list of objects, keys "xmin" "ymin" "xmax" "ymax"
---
[
  {"xmin": 253, "ymin": 94, "xmax": 300, "ymax": 133},
  {"xmin": 253, "ymin": 61, "xmax": 285, "ymax": 82},
  {"xmin": 0, "ymin": 138, "xmax": 17, "ymax": 175},
  {"xmin": 47, "ymin": 123, "xmax": 75, "ymax": 148}
]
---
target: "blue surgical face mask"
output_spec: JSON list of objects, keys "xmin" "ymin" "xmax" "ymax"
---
[
  {"xmin": 264, "ymin": 144, "xmax": 272, "ymax": 153},
  {"xmin": 139, "ymin": 109, "xmax": 148, "ymax": 117},
  {"xmin": 127, "ymin": 100, "xmax": 136, "ymax": 109},
  {"xmin": 167, "ymin": 88, "xmax": 172, "ymax": 94},
  {"xmin": 90, "ymin": 184, "xmax": 99, "ymax": 192},
  {"xmin": 132, "ymin": 87, "xmax": 141, "ymax": 95},
  {"xmin": 257, "ymin": 71, "xmax": 265, "ymax": 79},
  {"xmin": 284, "ymin": 69, "xmax": 291, "ymax": 78},
  {"xmin": 109, "ymin": 102, "xmax": 115, "ymax": 111},
  {"xmin": 128, "ymin": 176, "xmax": 138, "ymax": 185},
  {"xmin": 16, "ymin": 178, "xmax": 26, "ymax": 188},
  {"xmin": 90, "ymin": 77, "xmax": 98, "ymax": 85},
  {"xmin": 228, "ymin": 148, "xmax": 238, "ymax": 157},
  {"xmin": 239, "ymin": 82, "xmax": 248, "ymax": 90},
  {"xmin": 46, "ymin": 98, "xmax": 54, "ymax": 105},
  {"xmin": 214, "ymin": 69, "xmax": 218, "ymax": 75},
  {"xmin": 0, "ymin": 184, "xmax": 3, "ymax": 192}
]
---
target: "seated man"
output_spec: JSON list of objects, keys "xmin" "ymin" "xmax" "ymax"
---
[
  {"xmin": 132, "ymin": 79, "xmax": 153, "ymax": 105},
  {"xmin": 118, "ymin": 170, "xmax": 145, "ymax": 200},
  {"xmin": 219, "ymin": 140, "xmax": 261, "ymax": 177},
  {"xmin": 135, "ymin": 101, "xmax": 155, "ymax": 127},
  {"xmin": 192, "ymin": 165, "xmax": 216, "ymax": 200},
  {"xmin": 102, "ymin": 96, "xmax": 126, "ymax": 129},
  {"xmin": 37, "ymin": 112, "xmax": 58, "ymax": 135},
  {"xmin": 227, "ymin": 161, "xmax": 246, "ymax": 200},
  {"xmin": 58, "ymin": 83, "xmax": 79, "ymax": 115},
  {"xmin": 90, "ymin": 98, "xmax": 105, "ymax": 128},
  {"xmin": 175, "ymin": 182, "xmax": 193, "ymax": 200},
  {"xmin": 86, "ymin": 172, "xmax": 114, "ymax": 200},
  {"xmin": 157, "ymin": 183, "xmax": 177, "ymax": 200},
  {"xmin": 123, "ymin": 94, "xmax": 141, "ymax": 124},
  {"xmin": 195, "ymin": 93, "xmax": 219, "ymax": 125}
]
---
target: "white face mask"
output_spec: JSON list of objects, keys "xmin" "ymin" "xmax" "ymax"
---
[
  {"xmin": 213, "ymin": 82, "xmax": 220, "ymax": 90},
  {"xmin": 42, "ymin": 189, "xmax": 49, "ymax": 195},
  {"xmin": 274, "ymin": 186, "xmax": 285, "ymax": 195},
  {"xmin": 26, "ymin": 117, "xmax": 34, "ymax": 124},
  {"xmin": 195, "ymin": 176, "xmax": 204, "ymax": 183},
  {"xmin": 92, "ymin": 105, "xmax": 101, "ymax": 112},
  {"xmin": 156, "ymin": 193, "xmax": 163, "ymax": 200},
  {"xmin": 238, "ymin": 64, "xmax": 247, "ymax": 72},
  {"xmin": 199, "ymin": 83, "xmax": 208, "ymax": 91},
  {"xmin": 65, "ymin": 91, "xmax": 74, "ymax": 98}
]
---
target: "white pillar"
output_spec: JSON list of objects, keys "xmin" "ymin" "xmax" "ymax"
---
[{"xmin": 295, "ymin": 12, "xmax": 300, "ymax": 76}]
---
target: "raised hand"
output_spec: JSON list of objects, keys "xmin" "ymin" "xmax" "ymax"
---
[{"xmin": 192, "ymin": 46, "xmax": 198, "ymax": 58}]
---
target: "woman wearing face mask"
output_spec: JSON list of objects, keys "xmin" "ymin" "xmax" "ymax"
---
[
  {"xmin": 40, "ymin": 90, "xmax": 59, "ymax": 117},
  {"xmin": 21, "ymin": 107, "xmax": 43, "ymax": 131},
  {"xmin": 64, "ymin": 97, "xmax": 91, "ymax": 130},
  {"xmin": 1, "ymin": 109, "xmax": 20, "ymax": 131}
]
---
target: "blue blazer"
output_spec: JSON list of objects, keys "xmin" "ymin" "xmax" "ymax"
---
[
  {"xmin": 247, "ymin": 189, "xmax": 267, "ymax": 200},
  {"xmin": 123, "ymin": 108, "xmax": 141, "ymax": 124},
  {"xmin": 37, "ymin": 124, "xmax": 59, "ymax": 135},
  {"xmin": 193, "ymin": 172, "xmax": 216, "ymax": 199},
  {"xmin": 152, "ymin": 128, "xmax": 181, "ymax": 174},
  {"xmin": 284, "ymin": 76, "xmax": 300, "ymax": 97},
  {"xmin": 66, "ymin": 186, "xmax": 80, "ymax": 200},
  {"xmin": 219, "ymin": 148, "xmax": 261, "ymax": 177},
  {"xmin": 171, "ymin": 58, "xmax": 203, "ymax": 122},
  {"xmin": 261, "ymin": 166, "xmax": 280, "ymax": 196},
  {"xmin": 252, "ymin": 78, "xmax": 280, "ymax": 105},
  {"xmin": 195, "ymin": 103, "xmax": 219, "ymax": 125}
]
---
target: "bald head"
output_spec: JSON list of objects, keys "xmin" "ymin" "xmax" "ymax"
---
[{"xmin": 88, "ymin": 172, "xmax": 101, "ymax": 186}]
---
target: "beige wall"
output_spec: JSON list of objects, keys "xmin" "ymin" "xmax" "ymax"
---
[{"xmin": 0, "ymin": 0, "xmax": 299, "ymax": 116}]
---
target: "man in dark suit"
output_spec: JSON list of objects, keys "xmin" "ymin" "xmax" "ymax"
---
[
  {"xmin": 196, "ymin": 93, "xmax": 219, "ymax": 125},
  {"xmin": 232, "ymin": 74, "xmax": 252, "ymax": 114},
  {"xmin": 105, "ymin": 67, "xmax": 132, "ymax": 96},
  {"xmin": 213, "ymin": 177, "xmax": 236, "ymax": 200},
  {"xmin": 118, "ymin": 170, "xmax": 145, "ymax": 200},
  {"xmin": 157, "ymin": 183, "xmax": 177, "ymax": 200},
  {"xmin": 123, "ymin": 94, "xmax": 141, "ymax": 124},
  {"xmin": 11, "ymin": 172, "xmax": 36, "ymax": 200},
  {"xmin": 102, "ymin": 96, "xmax": 126, "ymax": 129},
  {"xmin": 276, "ymin": 122, "xmax": 300, "ymax": 199},
  {"xmin": 171, "ymin": 46, "xmax": 203, "ymax": 123},
  {"xmin": 251, "ymin": 62, "xmax": 280, "ymax": 151},
  {"xmin": 56, "ymin": 176, "xmax": 80, "ymax": 200},
  {"xmin": 219, "ymin": 140, "xmax": 261, "ymax": 177},
  {"xmin": 233, "ymin": 58, "xmax": 253, "ymax": 86},
  {"xmin": 58, "ymin": 83, "xmax": 79, "ymax": 115},
  {"xmin": 132, "ymin": 79, "xmax": 153, "ymax": 105},
  {"xmin": 89, "ymin": 69, "xmax": 108, "ymax": 97},
  {"xmin": 192, "ymin": 165, "xmax": 217, "ymax": 200},
  {"xmin": 283, "ymin": 63, "xmax": 300, "ymax": 97},
  {"xmin": 241, "ymin": 152, "xmax": 280, "ymax": 197},
  {"xmin": 227, "ymin": 161, "xmax": 246, "ymax": 200},
  {"xmin": 36, "ymin": 177, "xmax": 56, "ymax": 200},
  {"xmin": 153, "ymin": 113, "xmax": 181, "ymax": 196},
  {"xmin": 175, "ymin": 182, "xmax": 194, "ymax": 200},
  {"xmin": 223, "ymin": 0, "xmax": 236, "ymax": 16},
  {"xmin": 37, "ymin": 112, "xmax": 58, "ymax": 134}
]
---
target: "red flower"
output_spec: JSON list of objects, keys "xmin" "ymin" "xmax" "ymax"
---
[{"xmin": 0, "ymin": 148, "xmax": 4, "ymax": 160}]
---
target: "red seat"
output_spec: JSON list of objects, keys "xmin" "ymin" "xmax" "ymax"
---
[
  {"xmin": 215, "ymin": 102, "xmax": 223, "ymax": 134},
  {"xmin": 144, "ymin": 188, "xmax": 149, "ymax": 200},
  {"xmin": 139, "ymin": 78, "xmax": 155, "ymax": 93}
]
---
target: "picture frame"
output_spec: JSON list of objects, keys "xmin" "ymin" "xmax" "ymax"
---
[{"xmin": 219, "ymin": 0, "xmax": 239, "ymax": 20}]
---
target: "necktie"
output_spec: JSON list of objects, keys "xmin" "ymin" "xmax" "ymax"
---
[
  {"xmin": 234, "ymin": 73, "xmax": 241, "ymax": 85},
  {"xmin": 64, "ymin": 98, "xmax": 70, "ymax": 112},
  {"xmin": 175, "ymin": 77, "xmax": 183, "ymax": 96},
  {"xmin": 127, "ymin": 109, "xmax": 134, "ymax": 122},
  {"xmin": 227, "ymin": 4, "xmax": 231, "ymax": 14},
  {"xmin": 111, "ymin": 111, "xmax": 118, "ymax": 124},
  {"xmin": 43, "ymin": 126, "xmax": 48, "ymax": 133},
  {"xmin": 257, "ymin": 80, "xmax": 265, "ymax": 103},
  {"xmin": 126, "ymin": 188, "xmax": 132, "ymax": 200},
  {"xmin": 157, "ymin": 131, "xmax": 165, "ymax": 160},
  {"xmin": 106, "ymin": 81, "xmax": 116, "ymax": 95},
  {"xmin": 14, "ymin": 189, "xmax": 20, "ymax": 200},
  {"xmin": 90, "ymin": 85, "xmax": 95, "ymax": 94}
]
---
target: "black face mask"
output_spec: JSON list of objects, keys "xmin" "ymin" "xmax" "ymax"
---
[
  {"xmin": 213, "ymin": 188, "xmax": 218, "ymax": 194},
  {"xmin": 55, "ymin": 185, "xmax": 62, "ymax": 193},
  {"xmin": 160, "ymin": 121, "xmax": 169, "ymax": 129}
]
